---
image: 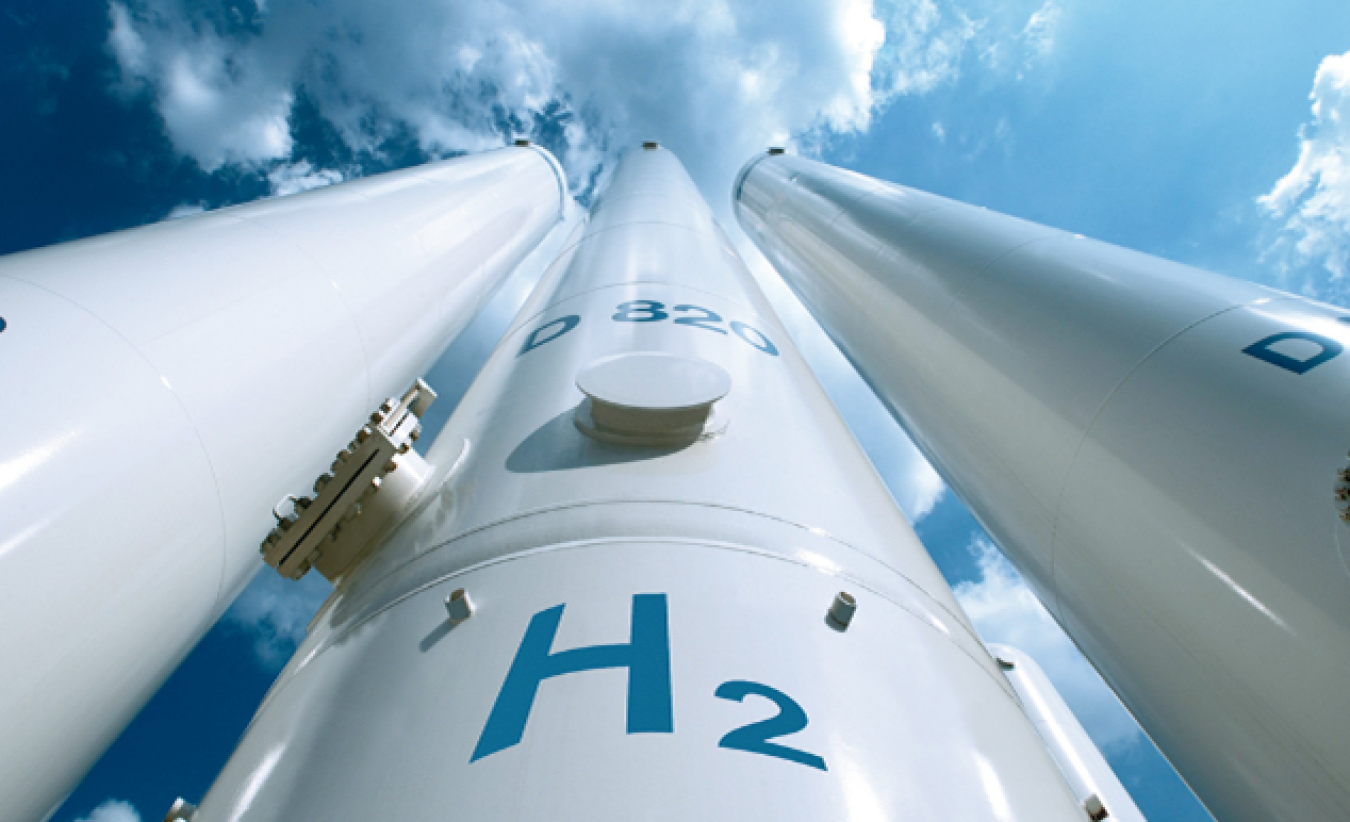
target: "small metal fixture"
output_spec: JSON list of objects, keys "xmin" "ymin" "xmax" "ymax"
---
[
  {"xmin": 514, "ymin": 138, "xmax": 531, "ymax": 147},
  {"xmin": 164, "ymin": 798, "xmax": 197, "ymax": 822},
  {"xmin": 642, "ymin": 141, "xmax": 660, "ymax": 150},
  {"xmin": 827, "ymin": 591, "xmax": 856, "ymax": 630},
  {"xmin": 445, "ymin": 588, "xmax": 474, "ymax": 624},
  {"xmin": 767, "ymin": 146, "xmax": 786, "ymax": 155},
  {"xmin": 1083, "ymin": 793, "xmax": 1109, "ymax": 821},
  {"xmin": 1335, "ymin": 451, "xmax": 1350, "ymax": 522}
]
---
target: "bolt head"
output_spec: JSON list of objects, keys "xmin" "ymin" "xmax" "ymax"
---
[
  {"xmin": 827, "ymin": 591, "xmax": 857, "ymax": 630},
  {"xmin": 445, "ymin": 588, "xmax": 474, "ymax": 623}
]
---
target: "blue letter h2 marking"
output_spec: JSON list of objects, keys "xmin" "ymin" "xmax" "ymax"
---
[{"xmin": 471, "ymin": 594, "xmax": 672, "ymax": 762}]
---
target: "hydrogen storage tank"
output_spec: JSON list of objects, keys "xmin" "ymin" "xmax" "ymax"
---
[
  {"xmin": 0, "ymin": 144, "xmax": 565, "ymax": 822},
  {"xmin": 733, "ymin": 150, "xmax": 1350, "ymax": 822},
  {"xmin": 184, "ymin": 146, "xmax": 1094, "ymax": 821}
]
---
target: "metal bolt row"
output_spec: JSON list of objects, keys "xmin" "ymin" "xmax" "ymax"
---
[
  {"xmin": 1338, "ymin": 451, "xmax": 1350, "ymax": 523},
  {"xmin": 261, "ymin": 394, "xmax": 421, "ymax": 564}
]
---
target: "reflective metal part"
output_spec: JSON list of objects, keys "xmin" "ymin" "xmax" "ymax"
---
[
  {"xmin": 262, "ymin": 379, "xmax": 436, "ymax": 582},
  {"xmin": 445, "ymin": 588, "xmax": 475, "ymax": 624},
  {"xmin": 0, "ymin": 145, "xmax": 565, "ymax": 821},
  {"xmin": 164, "ymin": 797, "xmax": 198, "ymax": 822},
  {"xmin": 189, "ymin": 148, "xmax": 1088, "ymax": 820},
  {"xmin": 827, "ymin": 591, "xmax": 857, "ymax": 630},
  {"xmin": 734, "ymin": 150, "xmax": 1350, "ymax": 822}
]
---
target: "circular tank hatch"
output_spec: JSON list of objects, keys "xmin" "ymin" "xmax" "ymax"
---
[{"xmin": 574, "ymin": 352, "xmax": 730, "ymax": 446}]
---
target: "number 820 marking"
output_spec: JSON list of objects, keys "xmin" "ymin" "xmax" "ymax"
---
[{"xmin": 612, "ymin": 300, "xmax": 778, "ymax": 356}]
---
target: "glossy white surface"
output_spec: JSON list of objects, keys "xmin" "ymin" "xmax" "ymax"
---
[
  {"xmin": 190, "ymin": 148, "xmax": 1088, "ymax": 821},
  {"xmin": 991, "ymin": 644, "xmax": 1146, "ymax": 822},
  {"xmin": 0, "ymin": 145, "xmax": 564, "ymax": 822},
  {"xmin": 735, "ymin": 151, "xmax": 1350, "ymax": 822}
]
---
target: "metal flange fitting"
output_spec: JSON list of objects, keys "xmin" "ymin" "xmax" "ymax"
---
[
  {"xmin": 261, "ymin": 379, "xmax": 437, "ymax": 581},
  {"xmin": 1336, "ymin": 452, "xmax": 1350, "ymax": 523}
]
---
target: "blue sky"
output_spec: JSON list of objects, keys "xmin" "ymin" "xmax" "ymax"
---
[{"xmin": 4, "ymin": 1, "xmax": 1350, "ymax": 820}]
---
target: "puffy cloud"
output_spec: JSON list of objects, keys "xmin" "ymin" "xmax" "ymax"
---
[
  {"xmin": 225, "ymin": 570, "xmax": 331, "ymax": 669},
  {"xmin": 108, "ymin": 2, "xmax": 294, "ymax": 171},
  {"xmin": 954, "ymin": 539, "xmax": 1141, "ymax": 752},
  {"xmin": 1259, "ymin": 50, "xmax": 1350, "ymax": 304},
  {"xmin": 102, "ymin": 0, "xmax": 1055, "ymax": 203},
  {"xmin": 871, "ymin": 0, "xmax": 979, "ymax": 98},
  {"xmin": 75, "ymin": 799, "xmax": 141, "ymax": 822},
  {"xmin": 103, "ymin": 0, "xmax": 890, "ymax": 198}
]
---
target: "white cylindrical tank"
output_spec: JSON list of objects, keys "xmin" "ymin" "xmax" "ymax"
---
[
  {"xmin": 733, "ymin": 150, "xmax": 1350, "ymax": 822},
  {"xmin": 0, "ymin": 145, "xmax": 565, "ymax": 822},
  {"xmin": 187, "ymin": 147, "xmax": 1089, "ymax": 821}
]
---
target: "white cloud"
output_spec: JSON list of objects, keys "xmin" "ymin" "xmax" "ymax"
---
[
  {"xmin": 872, "ymin": 0, "xmax": 979, "ymax": 98},
  {"xmin": 1259, "ymin": 50, "xmax": 1350, "ymax": 304},
  {"xmin": 102, "ymin": 0, "xmax": 1057, "ymax": 207},
  {"xmin": 75, "ymin": 799, "xmax": 141, "ymax": 822},
  {"xmin": 1021, "ymin": 1, "xmax": 1061, "ymax": 60},
  {"xmin": 103, "ymin": 0, "xmax": 892, "ymax": 198},
  {"xmin": 954, "ymin": 539, "xmax": 1141, "ymax": 752},
  {"xmin": 225, "ymin": 569, "xmax": 331, "ymax": 669},
  {"xmin": 108, "ymin": 2, "xmax": 293, "ymax": 171},
  {"xmin": 267, "ymin": 161, "xmax": 344, "ymax": 197},
  {"xmin": 867, "ymin": 0, "xmax": 1060, "ymax": 103}
]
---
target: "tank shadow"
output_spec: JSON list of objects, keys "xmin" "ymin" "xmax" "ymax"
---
[{"xmin": 504, "ymin": 408, "xmax": 685, "ymax": 473}]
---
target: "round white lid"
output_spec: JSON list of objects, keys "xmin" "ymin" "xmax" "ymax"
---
[{"xmin": 576, "ymin": 352, "xmax": 731, "ymax": 411}]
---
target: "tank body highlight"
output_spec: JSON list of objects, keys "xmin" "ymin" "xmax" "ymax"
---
[
  {"xmin": 0, "ymin": 146, "xmax": 564, "ymax": 821},
  {"xmin": 187, "ymin": 148, "xmax": 1090, "ymax": 821},
  {"xmin": 734, "ymin": 151, "xmax": 1350, "ymax": 822}
]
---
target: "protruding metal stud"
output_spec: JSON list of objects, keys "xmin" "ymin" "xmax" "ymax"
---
[
  {"xmin": 445, "ymin": 588, "xmax": 474, "ymax": 624},
  {"xmin": 164, "ymin": 797, "xmax": 198, "ymax": 822},
  {"xmin": 384, "ymin": 459, "xmax": 399, "ymax": 473},
  {"xmin": 1083, "ymin": 793, "xmax": 1109, "ymax": 821},
  {"xmin": 827, "ymin": 591, "xmax": 857, "ymax": 630},
  {"xmin": 356, "ymin": 426, "xmax": 372, "ymax": 443},
  {"xmin": 314, "ymin": 473, "xmax": 333, "ymax": 493}
]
